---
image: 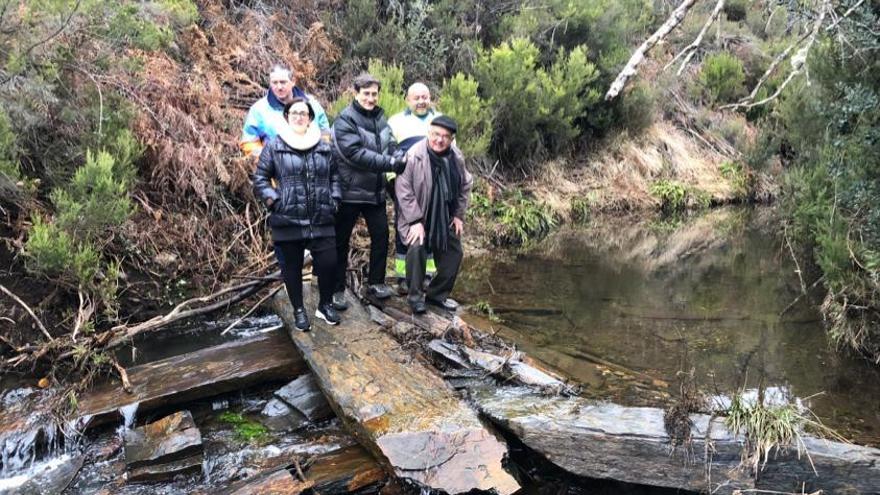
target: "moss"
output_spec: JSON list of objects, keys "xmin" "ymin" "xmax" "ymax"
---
[{"xmin": 219, "ymin": 411, "xmax": 270, "ymax": 444}]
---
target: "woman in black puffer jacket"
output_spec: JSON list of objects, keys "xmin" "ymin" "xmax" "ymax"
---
[{"xmin": 253, "ymin": 98, "xmax": 342, "ymax": 331}]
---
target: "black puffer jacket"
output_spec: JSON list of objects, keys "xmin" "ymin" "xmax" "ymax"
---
[
  {"xmin": 253, "ymin": 136, "xmax": 341, "ymax": 241},
  {"xmin": 333, "ymin": 101, "xmax": 398, "ymax": 204}
]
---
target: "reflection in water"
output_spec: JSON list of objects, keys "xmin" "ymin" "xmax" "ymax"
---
[{"xmin": 459, "ymin": 207, "xmax": 880, "ymax": 445}]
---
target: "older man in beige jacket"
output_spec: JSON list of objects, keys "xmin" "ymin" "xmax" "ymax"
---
[{"xmin": 394, "ymin": 116, "xmax": 473, "ymax": 314}]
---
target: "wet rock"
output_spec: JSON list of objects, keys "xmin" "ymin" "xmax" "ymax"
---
[
  {"xmin": 127, "ymin": 454, "xmax": 203, "ymax": 483},
  {"xmin": 0, "ymin": 454, "xmax": 84, "ymax": 495},
  {"xmin": 274, "ymin": 374, "xmax": 333, "ymax": 422},
  {"xmin": 260, "ymin": 398, "xmax": 309, "ymax": 431},
  {"xmin": 216, "ymin": 468, "xmax": 313, "ymax": 495},
  {"xmin": 124, "ymin": 410, "xmax": 203, "ymax": 482}
]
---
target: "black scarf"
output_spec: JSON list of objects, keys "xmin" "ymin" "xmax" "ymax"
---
[{"xmin": 425, "ymin": 147, "xmax": 460, "ymax": 251}]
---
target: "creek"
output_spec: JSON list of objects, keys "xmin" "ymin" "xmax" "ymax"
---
[{"xmin": 458, "ymin": 206, "xmax": 880, "ymax": 445}]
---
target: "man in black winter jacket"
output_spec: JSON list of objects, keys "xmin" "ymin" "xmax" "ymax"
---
[{"xmin": 331, "ymin": 73, "xmax": 405, "ymax": 308}]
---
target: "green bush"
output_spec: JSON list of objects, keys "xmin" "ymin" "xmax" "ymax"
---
[
  {"xmin": 723, "ymin": 0, "xmax": 749, "ymax": 22},
  {"xmin": 51, "ymin": 150, "xmax": 134, "ymax": 241},
  {"xmin": 698, "ymin": 52, "xmax": 745, "ymax": 103},
  {"xmin": 493, "ymin": 190, "xmax": 557, "ymax": 245},
  {"xmin": 367, "ymin": 59, "xmax": 406, "ymax": 117},
  {"xmin": 0, "ymin": 109, "xmax": 19, "ymax": 182},
  {"xmin": 439, "ymin": 73, "xmax": 492, "ymax": 159},
  {"xmin": 474, "ymin": 38, "xmax": 599, "ymax": 163},
  {"xmin": 650, "ymin": 180, "xmax": 688, "ymax": 213},
  {"xmin": 24, "ymin": 217, "xmax": 100, "ymax": 286}
]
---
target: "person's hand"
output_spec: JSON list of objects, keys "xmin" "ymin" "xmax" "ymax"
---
[
  {"xmin": 265, "ymin": 197, "xmax": 275, "ymax": 209},
  {"xmin": 392, "ymin": 155, "xmax": 407, "ymax": 174},
  {"xmin": 450, "ymin": 216, "xmax": 463, "ymax": 236},
  {"xmin": 406, "ymin": 223, "xmax": 425, "ymax": 246},
  {"xmin": 391, "ymin": 149, "xmax": 407, "ymax": 173}
]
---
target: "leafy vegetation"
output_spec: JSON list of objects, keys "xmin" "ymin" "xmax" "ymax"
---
[
  {"xmin": 697, "ymin": 52, "xmax": 745, "ymax": 104},
  {"xmin": 218, "ymin": 411, "xmax": 270, "ymax": 444}
]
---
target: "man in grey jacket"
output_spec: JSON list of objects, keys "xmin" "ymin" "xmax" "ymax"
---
[{"xmin": 394, "ymin": 116, "xmax": 473, "ymax": 313}]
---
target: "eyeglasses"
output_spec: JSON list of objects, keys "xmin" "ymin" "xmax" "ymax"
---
[
  {"xmin": 288, "ymin": 111, "xmax": 310, "ymax": 119},
  {"xmin": 429, "ymin": 131, "xmax": 452, "ymax": 142}
]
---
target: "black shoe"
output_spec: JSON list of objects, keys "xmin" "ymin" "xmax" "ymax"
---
[
  {"xmin": 409, "ymin": 300, "xmax": 427, "ymax": 314},
  {"xmin": 368, "ymin": 284, "xmax": 393, "ymax": 299},
  {"xmin": 426, "ymin": 297, "xmax": 459, "ymax": 311},
  {"xmin": 316, "ymin": 303, "xmax": 341, "ymax": 325},
  {"xmin": 331, "ymin": 291, "xmax": 349, "ymax": 311},
  {"xmin": 293, "ymin": 307, "xmax": 310, "ymax": 332}
]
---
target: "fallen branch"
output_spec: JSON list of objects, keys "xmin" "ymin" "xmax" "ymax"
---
[
  {"xmin": 220, "ymin": 283, "xmax": 283, "ymax": 335},
  {"xmin": 0, "ymin": 283, "xmax": 54, "ymax": 342},
  {"xmin": 105, "ymin": 271, "xmax": 280, "ymax": 348},
  {"xmin": 605, "ymin": 0, "xmax": 699, "ymax": 100}
]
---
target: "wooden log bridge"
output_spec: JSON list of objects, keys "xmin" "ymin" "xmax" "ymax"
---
[{"xmin": 271, "ymin": 287, "xmax": 520, "ymax": 495}]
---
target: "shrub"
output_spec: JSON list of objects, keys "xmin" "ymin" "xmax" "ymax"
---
[
  {"xmin": 367, "ymin": 59, "xmax": 406, "ymax": 117},
  {"xmin": 493, "ymin": 190, "xmax": 557, "ymax": 245},
  {"xmin": 719, "ymin": 161, "xmax": 749, "ymax": 197},
  {"xmin": 698, "ymin": 52, "xmax": 745, "ymax": 103},
  {"xmin": 650, "ymin": 180, "xmax": 688, "ymax": 213},
  {"xmin": 439, "ymin": 73, "xmax": 492, "ymax": 159},
  {"xmin": 723, "ymin": 0, "xmax": 749, "ymax": 22},
  {"xmin": 474, "ymin": 38, "xmax": 599, "ymax": 163},
  {"xmin": 50, "ymin": 150, "xmax": 134, "ymax": 242},
  {"xmin": 0, "ymin": 109, "xmax": 19, "ymax": 182},
  {"xmin": 23, "ymin": 217, "xmax": 100, "ymax": 286},
  {"xmin": 615, "ymin": 82, "xmax": 656, "ymax": 135}
]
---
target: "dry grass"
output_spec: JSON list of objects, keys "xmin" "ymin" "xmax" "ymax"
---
[{"xmin": 526, "ymin": 120, "xmax": 747, "ymax": 220}]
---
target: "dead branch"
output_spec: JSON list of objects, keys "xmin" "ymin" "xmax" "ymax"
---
[
  {"xmin": 220, "ymin": 283, "xmax": 283, "ymax": 335},
  {"xmin": 71, "ymin": 289, "xmax": 94, "ymax": 342},
  {"xmin": 664, "ymin": 0, "xmax": 726, "ymax": 76},
  {"xmin": 605, "ymin": 0, "xmax": 700, "ymax": 100},
  {"xmin": 0, "ymin": 283, "xmax": 54, "ymax": 342},
  {"xmin": 106, "ymin": 271, "xmax": 280, "ymax": 347},
  {"xmin": 722, "ymin": 0, "xmax": 832, "ymax": 110},
  {"xmin": 111, "ymin": 358, "xmax": 133, "ymax": 393}
]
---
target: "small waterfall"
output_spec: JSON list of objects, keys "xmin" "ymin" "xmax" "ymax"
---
[
  {"xmin": 118, "ymin": 402, "xmax": 140, "ymax": 431},
  {"xmin": 212, "ymin": 398, "xmax": 230, "ymax": 411}
]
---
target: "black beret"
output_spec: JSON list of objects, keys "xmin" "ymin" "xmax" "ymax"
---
[{"xmin": 430, "ymin": 115, "xmax": 458, "ymax": 134}]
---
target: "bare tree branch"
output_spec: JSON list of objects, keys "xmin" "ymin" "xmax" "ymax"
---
[
  {"xmin": 606, "ymin": 0, "xmax": 700, "ymax": 101},
  {"xmin": 668, "ymin": 0, "xmax": 726, "ymax": 76},
  {"xmin": 0, "ymin": 283, "xmax": 54, "ymax": 342},
  {"xmin": 721, "ymin": 0, "xmax": 831, "ymax": 110}
]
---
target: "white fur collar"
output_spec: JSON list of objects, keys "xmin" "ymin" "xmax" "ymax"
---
[{"xmin": 278, "ymin": 122, "xmax": 321, "ymax": 150}]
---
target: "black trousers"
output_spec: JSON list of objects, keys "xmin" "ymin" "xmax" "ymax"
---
[
  {"xmin": 277, "ymin": 236, "xmax": 336, "ymax": 308},
  {"xmin": 334, "ymin": 202, "xmax": 388, "ymax": 291},
  {"xmin": 405, "ymin": 233, "xmax": 463, "ymax": 304}
]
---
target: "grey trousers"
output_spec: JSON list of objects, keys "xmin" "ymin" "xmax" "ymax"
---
[{"xmin": 406, "ymin": 233, "xmax": 463, "ymax": 304}]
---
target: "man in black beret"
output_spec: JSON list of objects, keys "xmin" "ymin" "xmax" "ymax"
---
[{"xmin": 394, "ymin": 116, "xmax": 473, "ymax": 313}]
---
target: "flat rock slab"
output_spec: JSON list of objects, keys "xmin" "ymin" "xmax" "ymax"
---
[
  {"xmin": 128, "ymin": 454, "xmax": 203, "ymax": 483},
  {"xmin": 124, "ymin": 410, "xmax": 203, "ymax": 471},
  {"xmin": 0, "ymin": 454, "xmax": 84, "ymax": 495},
  {"xmin": 306, "ymin": 444, "xmax": 386, "ymax": 493},
  {"xmin": 474, "ymin": 386, "xmax": 880, "ymax": 494},
  {"xmin": 273, "ymin": 287, "xmax": 519, "ymax": 495},
  {"xmin": 217, "ymin": 468, "xmax": 313, "ymax": 495},
  {"xmin": 78, "ymin": 329, "xmax": 306, "ymax": 427},
  {"xmin": 274, "ymin": 374, "xmax": 333, "ymax": 422}
]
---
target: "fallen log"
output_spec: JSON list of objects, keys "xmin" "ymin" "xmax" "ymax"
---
[
  {"xmin": 78, "ymin": 328, "xmax": 306, "ymax": 427},
  {"xmin": 471, "ymin": 386, "xmax": 880, "ymax": 495},
  {"xmin": 272, "ymin": 287, "xmax": 520, "ymax": 495}
]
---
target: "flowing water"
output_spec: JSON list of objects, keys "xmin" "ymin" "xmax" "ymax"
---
[{"xmin": 458, "ymin": 207, "xmax": 880, "ymax": 445}]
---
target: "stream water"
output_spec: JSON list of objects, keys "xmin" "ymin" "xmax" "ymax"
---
[{"xmin": 458, "ymin": 207, "xmax": 880, "ymax": 445}]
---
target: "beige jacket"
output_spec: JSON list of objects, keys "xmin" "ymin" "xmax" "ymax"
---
[{"xmin": 395, "ymin": 139, "xmax": 473, "ymax": 242}]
